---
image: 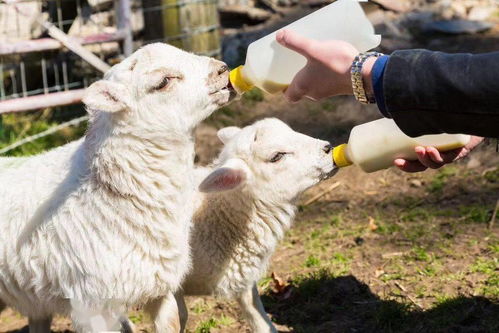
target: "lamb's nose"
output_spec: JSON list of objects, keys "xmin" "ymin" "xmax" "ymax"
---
[
  {"xmin": 218, "ymin": 65, "xmax": 229, "ymax": 75},
  {"xmin": 323, "ymin": 144, "xmax": 333, "ymax": 154}
]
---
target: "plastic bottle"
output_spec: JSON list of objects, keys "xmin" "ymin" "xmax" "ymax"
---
[
  {"xmin": 229, "ymin": 0, "xmax": 381, "ymax": 95},
  {"xmin": 332, "ymin": 118, "xmax": 471, "ymax": 173}
]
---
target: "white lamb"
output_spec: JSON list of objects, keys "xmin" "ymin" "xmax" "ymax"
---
[
  {"xmin": 143, "ymin": 118, "xmax": 337, "ymax": 333},
  {"xmin": 0, "ymin": 43, "xmax": 233, "ymax": 332}
]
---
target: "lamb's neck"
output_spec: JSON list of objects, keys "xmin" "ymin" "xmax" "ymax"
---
[
  {"xmin": 85, "ymin": 127, "xmax": 195, "ymax": 207},
  {"xmin": 200, "ymin": 189, "xmax": 297, "ymax": 242},
  {"xmin": 252, "ymin": 195, "xmax": 297, "ymax": 240}
]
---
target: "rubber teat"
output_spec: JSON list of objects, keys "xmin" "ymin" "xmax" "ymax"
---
[
  {"xmin": 332, "ymin": 144, "xmax": 353, "ymax": 168},
  {"xmin": 229, "ymin": 66, "xmax": 254, "ymax": 94}
]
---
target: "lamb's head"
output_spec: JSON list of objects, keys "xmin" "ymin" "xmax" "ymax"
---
[
  {"xmin": 199, "ymin": 118, "xmax": 337, "ymax": 202},
  {"xmin": 83, "ymin": 43, "xmax": 234, "ymax": 132}
]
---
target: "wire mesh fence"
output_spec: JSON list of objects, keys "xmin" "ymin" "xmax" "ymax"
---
[{"xmin": 0, "ymin": 0, "xmax": 221, "ymax": 107}]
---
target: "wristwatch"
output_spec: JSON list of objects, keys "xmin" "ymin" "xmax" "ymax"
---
[{"xmin": 351, "ymin": 52, "xmax": 383, "ymax": 104}]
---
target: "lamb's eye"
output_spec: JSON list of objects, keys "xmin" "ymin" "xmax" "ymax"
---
[
  {"xmin": 269, "ymin": 152, "xmax": 286, "ymax": 163},
  {"xmin": 155, "ymin": 76, "xmax": 170, "ymax": 90}
]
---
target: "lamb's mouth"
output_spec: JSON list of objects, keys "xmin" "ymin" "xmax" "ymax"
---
[
  {"xmin": 210, "ymin": 84, "xmax": 237, "ymax": 103},
  {"xmin": 320, "ymin": 168, "xmax": 338, "ymax": 181}
]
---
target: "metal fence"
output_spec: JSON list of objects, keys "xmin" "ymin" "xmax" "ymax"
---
[{"xmin": 0, "ymin": 0, "xmax": 220, "ymax": 113}]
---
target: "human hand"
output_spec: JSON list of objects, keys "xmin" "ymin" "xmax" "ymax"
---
[
  {"xmin": 394, "ymin": 136, "xmax": 484, "ymax": 173},
  {"xmin": 276, "ymin": 29, "xmax": 361, "ymax": 102}
]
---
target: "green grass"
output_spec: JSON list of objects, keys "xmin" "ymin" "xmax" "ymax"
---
[
  {"xmin": 194, "ymin": 315, "xmax": 235, "ymax": 333},
  {"xmin": 0, "ymin": 111, "xmax": 86, "ymax": 157},
  {"xmin": 411, "ymin": 247, "xmax": 432, "ymax": 262},
  {"xmin": 401, "ymin": 208, "xmax": 432, "ymax": 222},
  {"xmin": 427, "ymin": 166, "xmax": 458, "ymax": 193},
  {"xmin": 191, "ymin": 300, "xmax": 210, "ymax": 314},
  {"xmin": 481, "ymin": 274, "xmax": 499, "ymax": 297},
  {"xmin": 460, "ymin": 205, "xmax": 491, "ymax": 223},
  {"xmin": 483, "ymin": 167, "xmax": 499, "ymax": 183},
  {"xmin": 372, "ymin": 300, "xmax": 411, "ymax": 331},
  {"xmin": 470, "ymin": 257, "xmax": 498, "ymax": 274},
  {"xmin": 329, "ymin": 214, "xmax": 343, "ymax": 226},
  {"xmin": 128, "ymin": 312, "xmax": 144, "ymax": 324},
  {"xmin": 242, "ymin": 87, "xmax": 264, "ymax": 105},
  {"xmin": 304, "ymin": 255, "xmax": 321, "ymax": 268}
]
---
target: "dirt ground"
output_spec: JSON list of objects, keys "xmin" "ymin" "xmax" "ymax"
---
[
  {"xmin": 1, "ymin": 94, "xmax": 497, "ymax": 333},
  {"xmin": 1, "ymin": 5, "xmax": 499, "ymax": 333}
]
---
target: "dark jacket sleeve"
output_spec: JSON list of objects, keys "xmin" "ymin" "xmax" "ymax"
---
[{"xmin": 382, "ymin": 49, "xmax": 499, "ymax": 138}]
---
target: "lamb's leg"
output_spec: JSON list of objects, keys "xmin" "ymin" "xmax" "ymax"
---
[
  {"xmin": 236, "ymin": 283, "xmax": 277, "ymax": 333},
  {"xmin": 174, "ymin": 291, "xmax": 188, "ymax": 332},
  {"xmin": 28, "ymin": 316, "xmax": 52, "ymax": 333},
  {"xmin": 144, "ymin": 292, "xmax": 180, "ymax": 333},
  {"xmin": 70, "ymin": 300, "xmax": 124, "ymax": 332},
  {"xmin": 120, "ymin": 314, "xmax": 137, "ymax": 333}
]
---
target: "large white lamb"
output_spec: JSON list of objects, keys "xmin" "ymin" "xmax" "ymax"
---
[
  {"xmin": 143, "ymin": 118, "xmax": 337, "ymax": 333},
  {"xmin": 0, "ymin": 43, "xmax": 233, "ymax": 332}
]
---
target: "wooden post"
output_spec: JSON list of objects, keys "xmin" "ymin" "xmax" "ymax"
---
[
  {"xmin": 115, "ymin": 0, "xmax": 134, "ymax": 56},
  {"xmin": 142, "ymin": 0, "xmax": 221, "ymax": 57}
]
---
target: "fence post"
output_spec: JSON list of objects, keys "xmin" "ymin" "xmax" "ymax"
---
[
  {"xmin": 115, "ymin": 0, "xmax": 134, "ymax": 56},
  {"xmin": 142, "ymin": 0, "xmax": 221, "ymax": 57}
]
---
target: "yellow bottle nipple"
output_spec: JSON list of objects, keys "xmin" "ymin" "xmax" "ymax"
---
[
  {"xmin": 332, "ymin": 144, "xmax": 353, "ymax": 168},
  {"xmin": 229, "ymin": 66, "xmax": 254, "ymax": 94}
]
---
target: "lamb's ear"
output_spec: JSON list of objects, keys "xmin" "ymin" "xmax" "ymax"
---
[
  {"xmin": 217, "ymin": 127, "xmax": 241, "ymax": 145},
  {"xmin": 199, "ymin": 158, "xmax": 249, "ymax": 193},
  {"xmin": 83, "ymin": 80, "xmax": 129, "ymax": 114}
]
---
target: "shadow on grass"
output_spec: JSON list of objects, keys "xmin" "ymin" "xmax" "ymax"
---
[{"xmin": 262, "ymin": 270, "xmax": 499, "ymax": 333}]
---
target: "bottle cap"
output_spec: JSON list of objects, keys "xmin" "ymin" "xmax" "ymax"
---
[
  {"xmin": 229, "ymin": 66, "xmax": 254, "ymax": 94},
  {"xmin": 332, "ymin": 144, "xmax": 353, "ymax": 168}
]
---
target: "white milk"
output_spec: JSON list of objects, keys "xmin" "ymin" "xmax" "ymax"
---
[
  {"xmin": 229, "ymin": 0, "xmax": 381, "ymax": 94},
  {"xmin": 333, "ymin": 118, "xmax": 471, "ymax": 173}
]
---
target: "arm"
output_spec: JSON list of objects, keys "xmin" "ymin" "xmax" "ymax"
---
[
  {"xmin": 276, "ymin": 30, "xmax": 499, "ymax": 138},
  {"xmin": 382, "ymin": 50, "xmax": 499, "ymax": 138},
  {"xmin": 275, "ymin": 30, "xmax": 487, "ymax": 172}
]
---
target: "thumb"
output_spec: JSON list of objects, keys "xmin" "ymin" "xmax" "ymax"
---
[
  {"xmin": 276, "ymin": 29, "xmax": 314, "ymax": 58},
  {"xmin": 283, "ymin": 67, "xmax": 309, "ymax": 103}
]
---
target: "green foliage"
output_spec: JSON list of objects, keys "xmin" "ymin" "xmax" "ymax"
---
[
  {"xmin": 289, "ymin": 268, "xmax": 338, "ymax": 301},
  {"xmin": 459, "ymin": 205, "xmax": 491, "ymax": 223},
  {"xmin": 304, "ymin": 255, "xmax": 321, "ymax": 268},
  {"xmin": 412, "ymin": 247, "xmax": 432, "ymax": 262},
  {"xmin": 194, "ymin": 315, "xmax": 235, "ymax": 333},
  {"xmin": 375, "ymin": 222, "xmax": 401, "ymax": 235},
  {"xmin": 128, "ymin": 312, "xmax": 144, "ymax": 324},
  {"xmin": 330, "ymin": 214, "xmax": 342, "ymax": 226},
  {"xmin": 0, "ymin": 111, "xmax": 86, "ymax": 157},
  {"xmin": 427, "ymin": 166, "xmax": 458, "ymax": 193},
  {"xmin": 470, "ymin": 258, "xmax": 498, "ymax": 274},
  {"xmin": 380, "ymin": 273, "xmax": 403, "ymax": 282},
  {"xmin": 191, "ymin": 300, "xmax": 209, "ymax": 314},
  {"xmin": 482, "ymin": 273, "xmax": 499, "ymax": 297},
  {"xmin": 483, "ymin": 167, "xmax": 499, "ymax": 183},
  {"xmin": 373, "ymin": 300, "xmax": 411, "ymax": 330},
  {"xmin": 401, "ymin": 208, "xmax": 432, "ymax": 222},
  {"xmin": 242, "ymin": 87, "xmax": 264, "ymax": 105}
]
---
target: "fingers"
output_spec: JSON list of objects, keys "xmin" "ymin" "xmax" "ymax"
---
[
  {"xmin": 439, "ymin": 148, "xmax": 463, "ymax": 163},
  {"xmin": 415, "ymin": 146, "xmax": 446, "ymax": 169},
  {"xmin": 276, "ymin": 30, "xmax": 314, "ymax": 58},
  {"xmin": 283, "ymin": 69, "xmax": 309, "ymax": 103},
  {"xmin": 394, "ymin": 159, "xmax": 428, "ymax": 173}
]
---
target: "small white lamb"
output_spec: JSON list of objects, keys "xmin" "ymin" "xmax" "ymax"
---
[
  {"xmin": 144, "ymin": 118, "xmax": 337, "ymax": 333},
  {"xmin": 0, "ymin": 43, "xmax": 233, "ymax": 332}
]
